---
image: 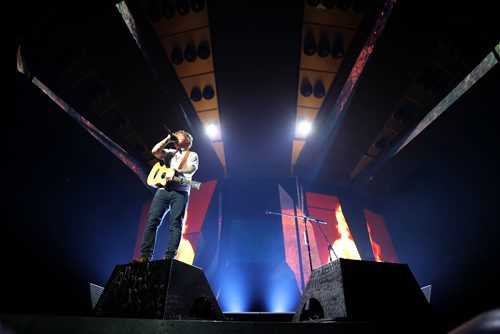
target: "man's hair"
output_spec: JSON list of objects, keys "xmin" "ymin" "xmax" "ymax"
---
[{"xmin": 176, "ymin": 130, "xmax": 193, "ymax": 149}]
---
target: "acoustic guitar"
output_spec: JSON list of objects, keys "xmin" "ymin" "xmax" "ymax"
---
[{"xmin": 147, "ymin": 162, "xmax": 201, "ymax": 190}]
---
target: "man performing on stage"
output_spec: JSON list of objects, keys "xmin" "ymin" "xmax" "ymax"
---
[{"xmin": 133, "ymin": 130, "xmax": 199, "ymax": 262}]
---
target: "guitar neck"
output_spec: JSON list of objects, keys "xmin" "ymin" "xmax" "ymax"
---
[{"xmin": 172, "ymin": 176, "xmax": 201, "ymax": 189}]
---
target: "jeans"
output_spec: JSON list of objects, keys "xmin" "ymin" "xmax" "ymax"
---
[{"xmin": 140, "ymin": 188, "xmax": 189, "ymax": 260}]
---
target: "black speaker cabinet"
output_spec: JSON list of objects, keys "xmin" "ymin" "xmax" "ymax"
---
[
  {"xmin": 292, "ymin": 259, "xmax": 432, "ymax": 323},
  {"xmin": 93, "ymin": 259, "xmax": 225, "ymax": 320}
]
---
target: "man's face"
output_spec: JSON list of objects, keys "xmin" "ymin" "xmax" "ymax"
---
[{"xmin": 175, "ymin": 132, "xmax": 189, "ymax": 148}]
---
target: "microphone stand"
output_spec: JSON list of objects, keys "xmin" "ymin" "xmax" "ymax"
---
[
  {"xmin": 265, "ymin": 211, "xmax": 338, "ymax": 271},
  {"xmin": 314, "ymin": 220, "xmax": 337, "ymax": 262}
]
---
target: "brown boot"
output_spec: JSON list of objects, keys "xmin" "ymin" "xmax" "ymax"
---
[{"xmin": 131, "ymin": 257, "xmax": 149, "ymax": 263}]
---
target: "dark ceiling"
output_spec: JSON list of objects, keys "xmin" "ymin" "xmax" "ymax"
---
[{"xmin": 8, "ymin": 0, "xmax": 500, "ymax": 195}]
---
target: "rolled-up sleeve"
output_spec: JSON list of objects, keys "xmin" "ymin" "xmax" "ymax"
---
[{"xmin": 186, "ymin": 152, "xmax": 199, "ymax": 175}]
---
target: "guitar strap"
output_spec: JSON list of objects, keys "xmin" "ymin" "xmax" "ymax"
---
[{"xmin": 178, "ymin": 150, "xmax": 190, "ymax": 171}]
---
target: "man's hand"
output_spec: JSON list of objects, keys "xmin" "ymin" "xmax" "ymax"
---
[
  {"xmin": 167, "ymin": 133, "xmax": 179, "ymax": 143},
  {"xmin": 171, "ymin": 167, "xmax": 181, "ymax": 176},
  {"xmin": 151, "ymin": 136, "xmax": 171, "ymax": 160}
]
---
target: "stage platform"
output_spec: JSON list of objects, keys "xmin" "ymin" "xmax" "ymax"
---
[
  {"xmin": 0, "ymin": 259, "xmax": 440, "ymax": 333},
  {"xmin": 0, "ymin": 313, "xmax": 436, "ymax": 334}
]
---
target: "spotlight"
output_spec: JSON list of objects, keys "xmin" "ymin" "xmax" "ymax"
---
[
  {"xmin": 83, "ymin": 81, "xmax": 107, "ymax": 107},
  {"xmin": 303, "ymin": 31, "xmax": 317, "ymax": 56},
  {"xmin": 146, "ymin": 0, "xmax": 162, "ymax": 22},
  {"xmin": 111, "ymin": 114, "xmax": 129, "ymax": 130},
  {"xmin": 331, "ymin": 34, "xmax": 344, "ymax": 59},
  {"xmin": 176, "ymin": 0, "xmax": 190, "ymax": 15},
  {"xmin": 415, "ymin": 67, "xmax": 443, "ymax": 94},
  {"xmin": 161, "ymin": 0, "xmax": 175, "ymax": 19},
  {"xmin": 393, "ymin": 105, "xmax": 414, "ymax": 123},
  {"xmin": 317, "ymin": 31, "xmax": 330, "ymax": 58},
  {"xmin": 307, "ymin": 0, "xmax": 321, "ymax": 7},
  {"xmin": 414, "ymin": 71, "xmax": 428, "ymax": 88},
  {"xmin": 337, "ymin": 0, "xmax": 352, "ymax": 11},
  {"xmin": 190, "ymin": 86, "xmax": 202, "ymax": 102},
  {"xmin": 190, "ymin": 0, "xmax": 205, "ymax": 12},
  {"xmin": 414, "ymin": 65, "xmax": 449, "ymax": 96},
  {"xmin": 352, "ymin": 0, "xmax": 368, "ymax": 13},
  {"xmin": 171, "ymin": 46, "xmax": 183, "ymax": 65},
  {"xmin": 297, "ymin": 120, "xmax": 313, "ymax": 137},
  {"xmin": 313, "ymin": 80, "xmax": 325, "ymax": 98},
  {"xmin": 322, "ymin": 0, "xmax": 337, "ymax": 9},
  {"xmin": 300, "ymin": 79, "xmax": 313, "ymax": 97},
  {"xmin": 202, "ymin": 85, "xmax": 215, "ymax": 100},
  {"xmin": 197, "ymin": 40, "xmax": 210, "ymax": 60},
  {"xmin": 374, "ymin": 137, "xmax": 387, "ymax": 150},
  {"xmin": 205, "ymin": 123, "xmax": 219, "ymax": 139},
  {"xmin": 184, "ymin": 43, "xmax": 197, "ymax": 62},
  {"xmin": 135, "ymin": 143, "xmax": 147, "ymax": 153}
]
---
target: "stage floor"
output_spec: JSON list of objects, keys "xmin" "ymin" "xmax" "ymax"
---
[{"xmin": 0, "ymin": 313, "xmax": 438, "ymax": 334}]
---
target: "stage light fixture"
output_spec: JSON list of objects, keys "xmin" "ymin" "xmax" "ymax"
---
[
  {"xmin": 205, "ymin": 123, "xmax": 219, "ymax": 139},
  {"xmin": 331, "ymin": 34, "xmax": 344, "ymax": 59},
  {"xmin": 171, "ymin": 46, "xmax": 184, "ymax": 65},
  {"xmin": 393, "ymin": 105, "xmax": 414, "ymax": 123},
  {"xmin": 184, "ymin": 43, "xmax": 197, "ymax": 62},
  {"xmin": 202, "ymin": 85, "xmax": 215, "ymax": 100},
  {"xmin": 176, "ymin": 0, "xmax": 190, "ymax": 15},
  {"xmin": 83, "ymin": 81, "xmax": 107, "ymax": 107},
  {"xmin": 415, "ymin": 66, "xmax": 447, "ymax": 95},
  {"xmin": 317, "ymin": 31, "xmax": 330, "ymax": 58},
  {"xmin": 414, "ymin": 71, "xmax": 428, "ymax": 89},
  {"xmin": 337, "ymin": 0, "xmax": 352, "ymax": 11},
  {"xmin": 197, "ymin": 40, "xmax": 210, "ymax": 60},
  {"xmin": 146, "ymin": 0, "xmax": 162, "ymax": 22},
  {"xmin": 297, "ymin": 120, "xmax": 313, "ymax": 137},
  {"xmin": 322, "ymin": 0, "xmax": 337, "ymax": 9},
  {"xmin": 352, "ymin": 0, "xmax": 368, "ymax": 13},
  {"xmin": 190, "ymin": 86, "xmax": 202, "ymax": 102},
  {"xmin": 161, "ymin": 0, "xmax": 175, "ymax": 19},
  {"xmin": 303, "ymin": 31, "xmax": 317, "ymax": 56},
  {"xmin": 190, "ymin": 0, "xmax": 205, "ymax": 12},
  {"xmin": 374, "ymin": 137, "xmax": 387, "ymax": 150},
  {"xmin": 313, "ymin": 80, "xmax": 326, "ymax": 98},
  {"xmin": 110, "ymin": 114, "xmax": 129, "ymax": 130},
  {"xmin": 135, "ymin": 142, "xmax": 147, "ymax": 153},
  {"xmin": 300, "ymin": 79, "xmax": 313, "ymax": 97},
  {"xmin": 307, "ymin": 0, "xmax": 321, "ymax": 7}
]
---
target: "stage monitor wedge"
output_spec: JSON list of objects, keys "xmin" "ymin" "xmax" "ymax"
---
[
  {"xmin": 293, "ymin": 258, "xmax": 432, "ymax": 324},
  {"xmin": 93, "ymin": 259, "xmax": 225, "ymax": 320}
]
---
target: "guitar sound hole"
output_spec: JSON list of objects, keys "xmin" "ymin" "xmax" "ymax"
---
[{"xmin": 161, "ymin": 172, "xmax": 166, "ymax": 179}]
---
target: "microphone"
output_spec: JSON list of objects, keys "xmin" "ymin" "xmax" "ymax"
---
[{"xmin": 163, "ymin": 124, "xmax": 178, "ymax": 142}]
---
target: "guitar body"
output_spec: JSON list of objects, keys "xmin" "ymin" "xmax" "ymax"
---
[
  {"xmin": 147, "ymin": 162, "xmax": 201, "ymax": 190},
  {"xmin": 147, "ymin": 163, "xmax": 176, "ymax": 188}
]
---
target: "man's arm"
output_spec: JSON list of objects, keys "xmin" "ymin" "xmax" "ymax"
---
[
  {"xmin": 179, "ymin": 165, "xmax": 196, "ymax": 174},
  {"xmin": 178, "ymin": 152, "xmax": 199, "ymax": 175},
  {"xmin": 151, "ymin": 135, "xmax": 174, "ymax": 160}
]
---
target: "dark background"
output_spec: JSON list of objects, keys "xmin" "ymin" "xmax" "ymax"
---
[{"xmin": 1, "ymin": 0, "xmax": 500, "ymax": 332}]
